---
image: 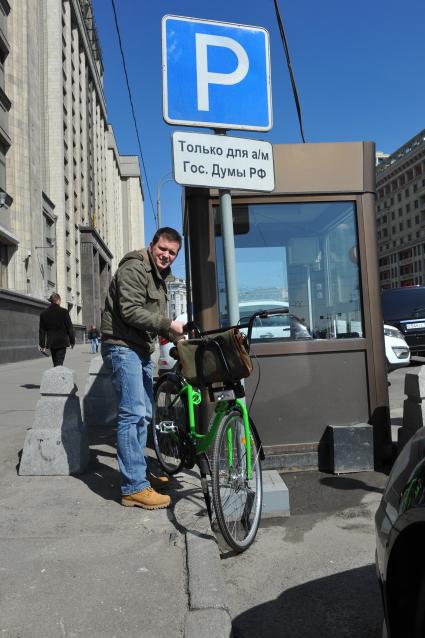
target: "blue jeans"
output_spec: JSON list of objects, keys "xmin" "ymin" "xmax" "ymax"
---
[
  {"xmin": 90, "ymin": 338, "xmax": 99, "ymax": 353},
  {"xmin": 101, "ymin": 343, "xmax": 153, "ymax": 495}
]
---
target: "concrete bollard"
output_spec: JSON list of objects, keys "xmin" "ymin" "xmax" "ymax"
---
[
  {"xmin": 328, "ymin": 423, "xmax": 374, "ymax": 473},
  {"xmin": 19, "ymin": 366, "xmax": 89, "ymax": 475},
  {"xmin": 82, "ymin": 356, "xmax": 117, "ymax": 427},
  {"xmin": 399, "ymin": 368, "xmax": 425, "ymax": 450}
]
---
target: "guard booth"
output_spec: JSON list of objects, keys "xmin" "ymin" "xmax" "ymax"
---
[{"xmin": 183, "ymin": 141, "xmax": 391, "ymax": 470}]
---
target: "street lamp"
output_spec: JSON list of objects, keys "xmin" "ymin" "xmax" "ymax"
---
[{"xmin": 156, "ymin": 172, "xmax": 173, "ymax": 229}]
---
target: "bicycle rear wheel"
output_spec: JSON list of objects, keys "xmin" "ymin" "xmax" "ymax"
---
[
  {"xmin": 211, "ymin": 408, "xmax": 263, "ymax": 552},
  {"xmin": 152, "ymin": 374, "xmax": 186, "ymax": 475}
]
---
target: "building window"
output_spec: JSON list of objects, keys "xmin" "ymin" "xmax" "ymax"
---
[
  {"xmin": 0, "ymin": 241, "xmax": 8, "ymax": 287},
  {"xmin": 0, "ymin": 141, "xmax": 7, "ymax": 192},
  {"xmin": 214, "ymin": 201, "xmax": 363, "ymax": 340},
  {"xmin": 0, "ymin": 48, "xmax": 6, "ymax": 91}
]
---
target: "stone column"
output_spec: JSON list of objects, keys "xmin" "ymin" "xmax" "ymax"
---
[
  {"xmin": 19, "ymin": 366, "xmax": 89, "ymax": 475},
  {"xmin": 399, "ymin": 369, "xmax": 425, "ymax": 451}
]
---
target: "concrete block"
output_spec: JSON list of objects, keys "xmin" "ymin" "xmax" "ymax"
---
[
  {"xmin": 33, "ymin": 396, "xmax": 85, "ymax": 431},
  {"xmin": 88, "ymin": 356, "xmax": 107, "ymax": 376},
  {"xmin": 19, "ymin": 426, "xmax": 89, "ymax": 475},
  {"xmin": 40, "ymin": 365, "xmax": 77, "ymax": 395},
  {"xmin": 262, "ymin": 470, "xmax": 290, "ymax": 518},
  {"xmin": 402, "ymin": 398, "xmax": 425, "ymax": 430},
  {"xmin": 398, "ymin": 426, "xmax": 418, "ymax": 452},
  {"xmin": 328, "ymin": 423, "xmax": 374, "ymax": 474},
  {"xmin": 19, "ymin": 367, "xmax": 89, "ymax": 476},
  {"xmin": 405, "ymin": 369, "xmax": 425, "ymax": 400}
]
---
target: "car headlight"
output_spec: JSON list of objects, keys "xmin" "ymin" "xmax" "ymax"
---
[
  {"xmin": 392, "ymin": 346, "xmax": 410, "ymax": 359},
  {"xmin": 384, "ymin": 326, "xmax": 404, "ymax": 339}
]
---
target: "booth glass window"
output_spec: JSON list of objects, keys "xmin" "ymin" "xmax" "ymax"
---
[{"xmin": 214, "ymin": 201, "xmax": 363, "ymax": 341}]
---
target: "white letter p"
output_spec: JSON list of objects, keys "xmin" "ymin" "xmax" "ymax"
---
[{"xmin": 195, "ymin": 33, "xmax": 249, "ymax": 112}]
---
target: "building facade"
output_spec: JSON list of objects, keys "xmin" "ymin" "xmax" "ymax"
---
[
  {"xmin": 166, "ymin": 277, "xmax": 187, "ymax": 319},
  {"xmin": 376, "ymin": 130, "xmax": 425, "ymax": 289},
  {"xmin": 0, "ymin": 0, "xmax": 144, "ymax": 363}
]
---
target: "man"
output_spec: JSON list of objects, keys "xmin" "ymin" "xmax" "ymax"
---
[
  {"xmin": 39, "ymin": 293, "xmax": 75, "ymax": 367},
  {"xmin": 87, "ymin": 324, "xmax": 100, "ymax": 354},
  {"xmin": 101, "ymin": 227, "xmax": 185, "ymax": 509}
]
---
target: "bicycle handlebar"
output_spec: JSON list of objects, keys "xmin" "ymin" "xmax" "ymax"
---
[{"xmin": 183, "ymin": 307, "xmax": 289, "ymax": 348}]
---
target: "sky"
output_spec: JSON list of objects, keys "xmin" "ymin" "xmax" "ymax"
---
[{"xmin": 92, "ymin": 0, "xmax": 425, "ymax": 278}]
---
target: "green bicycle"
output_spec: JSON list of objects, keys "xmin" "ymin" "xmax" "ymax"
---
[{"xmin": 152, "ymin": 309, "xmax": 286, "ymax": 552}]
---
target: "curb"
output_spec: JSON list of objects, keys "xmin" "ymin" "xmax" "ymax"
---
[{"xmin": 184, "ymin": 532, "xmax": 233, "ymax": 638}]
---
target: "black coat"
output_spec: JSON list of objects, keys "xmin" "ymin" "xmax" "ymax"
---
[{"xmin": 39, "ymin": 304, "xmax": 75, "ymax": 349}]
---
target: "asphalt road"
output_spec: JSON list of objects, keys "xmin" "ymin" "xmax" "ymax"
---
[
  {"xmin": 221, "ymin": 359, "xmax": 425, "ymax": 638},
  {"xmin": 223, "ymin": 470, "xmax": 386, "ymax": 638}
]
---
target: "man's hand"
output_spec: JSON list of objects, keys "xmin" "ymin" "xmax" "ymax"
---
[{"xmin": 169, "ymin": 319, "xmax": 185, "ymax": 338}]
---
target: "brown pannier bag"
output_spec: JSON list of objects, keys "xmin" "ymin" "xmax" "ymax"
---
[{"xmin": 176, "ymin": 328, "xmax": 253, "ymax": 386}]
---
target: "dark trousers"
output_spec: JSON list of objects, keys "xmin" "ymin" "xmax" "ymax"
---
[{"xmin": 51, "ymin": 347, "xmax": 66, "ymax": 367}]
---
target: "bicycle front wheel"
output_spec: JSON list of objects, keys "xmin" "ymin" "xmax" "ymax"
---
[
  {"xmin": 152, "ymin": 374, "xmax": 186, "ymax": 475},
  {"xmin": 211, "ymin": 408, "xmax": 263, "ymax": 552}
]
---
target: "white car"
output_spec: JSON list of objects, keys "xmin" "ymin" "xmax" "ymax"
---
[
  {"xmin": 384, "ymin": 323, "xmax": 410, "ymax": 371},
  {"xmin": 238, "ymin": 300, "xmax": 311, "ymax": 340}
]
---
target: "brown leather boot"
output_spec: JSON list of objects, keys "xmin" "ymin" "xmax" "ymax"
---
[
  {"xmin": 121, "ymin": 487, "xmax": 171, "ymax": 509},
  {"xmin": 147, "ymin": 472, "xmax": 171, "ymax": 490}
]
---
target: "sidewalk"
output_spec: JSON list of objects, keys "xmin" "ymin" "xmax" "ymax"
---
[{"xmin": 0, "ymin": 346, "xmax": 231, "ymax": 638}]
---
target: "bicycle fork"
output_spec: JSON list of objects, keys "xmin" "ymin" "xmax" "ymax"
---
[{"xmin": 231, "ymin": 400, "xmax": 252, "ymax": 481}]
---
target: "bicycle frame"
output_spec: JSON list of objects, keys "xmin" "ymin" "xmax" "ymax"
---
[{"xmin": 172, "ymin": 382, "xmax": 253, "ymax": 479}]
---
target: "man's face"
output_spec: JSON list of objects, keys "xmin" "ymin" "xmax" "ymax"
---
[{"xmin": 150, "ymin": 235, "xmax": 180, "ymax": 271}]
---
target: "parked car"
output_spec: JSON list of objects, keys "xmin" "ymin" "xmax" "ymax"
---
[
  {"xmin": 384, "ymin": 324, "xmax": 411, "ymax": 371},
  {"xmin": 157, "ymin": 303, "xmax": 311, "ymax": 375},
  {"xmin": 375, "ymin": 427, "xmax": 425, "ymax": 637},
  {"xmin": 382, "ymin": 286, "xmax": 425, "ymax": 356},
  {"xmin": 238, "ymin": 300, "xmax": 312, "ymax": 341}
]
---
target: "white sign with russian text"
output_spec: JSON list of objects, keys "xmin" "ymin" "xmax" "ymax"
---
[{"xmin": 172, "ymin": 131, "xmax": 275, "ymax": 192}]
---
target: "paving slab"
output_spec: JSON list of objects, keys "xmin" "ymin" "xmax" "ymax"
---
[{"xmin": 0, "ymin": 346, "xmax": 229, "ymax": 638}]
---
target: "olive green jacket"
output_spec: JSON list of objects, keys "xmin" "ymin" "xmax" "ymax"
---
[{"xmin": 101, "ymin": 248, "xmax": 172, "ymax": 356}]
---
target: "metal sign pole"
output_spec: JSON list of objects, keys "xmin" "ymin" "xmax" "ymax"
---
[{"xmin": 219, "ymin": 188, "xmax": 240, "ymax": 327}]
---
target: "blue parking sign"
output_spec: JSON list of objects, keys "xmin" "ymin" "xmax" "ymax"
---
[{"xmin": 162, "ymin": 15, "xmax": 272, "ymax": 131}]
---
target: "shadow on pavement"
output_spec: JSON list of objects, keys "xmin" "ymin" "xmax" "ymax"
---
[
  {"xmin": 320, "ymin": 475, "xmax": 385, "ymax": 495},
  {"xmin": 72, "ymin": 425, "xmax": 213, "ymax": 539},
  {"xmin": 232, "ymin": 564, "xmax": 382, "ymax": 638}
]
